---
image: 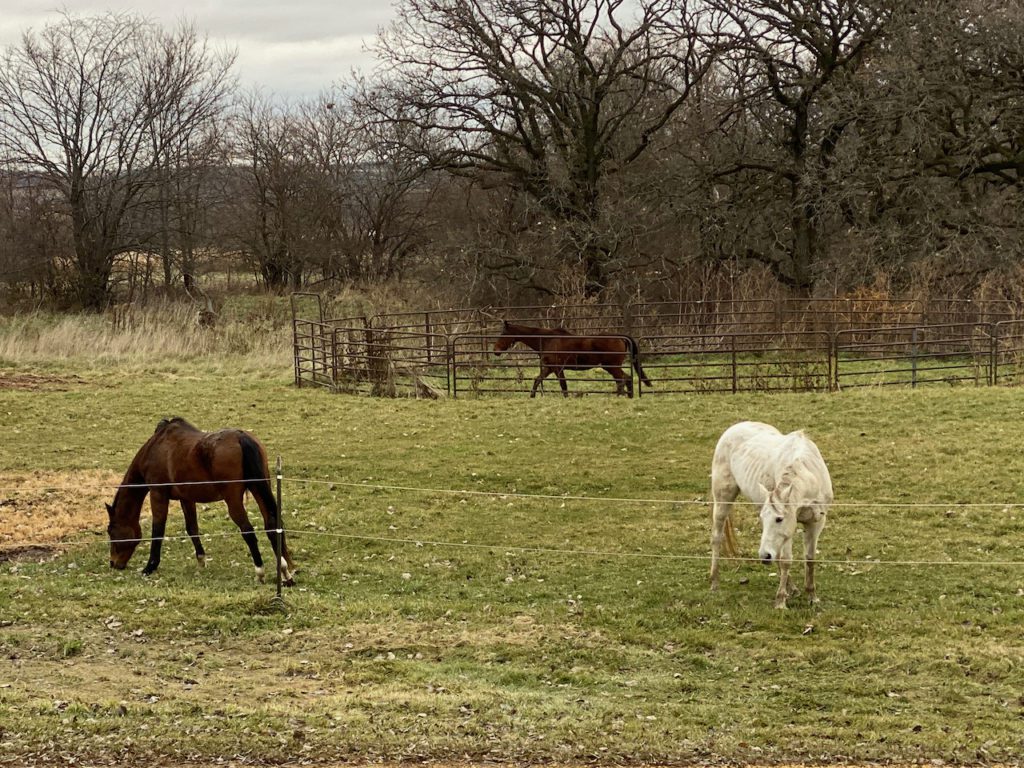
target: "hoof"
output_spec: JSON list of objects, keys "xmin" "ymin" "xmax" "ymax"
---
[
  {"xmin": 142, "ymin": 565, "xmax": 157, "ymax": 576},
  {"xmin": 255, "ymin": 567, "xmax": 265, "ymax": 584},
  {"xmin": 196, "ymin": 555, "xmax": 207, "ymax": 568},
  {"xmin": 284, "ymin": 577, "xmax": 296, "ymax": 588}
]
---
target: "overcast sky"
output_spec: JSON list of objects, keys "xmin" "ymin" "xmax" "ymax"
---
[{"xmin": 0, "ymin": 1, "xmax": 397, "ymax": 101}]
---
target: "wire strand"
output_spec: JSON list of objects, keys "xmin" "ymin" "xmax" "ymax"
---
[
  {"xmin": 6, "ymin": 525, "xmax": 1022, "ymax": 568},
  {"xmin": 275, "ymin": 528, "xmax": 1024, "ymax": 567},
  {"xmin": 281, "ymin": 476, "xmax": 1024, "ymax": 509}
]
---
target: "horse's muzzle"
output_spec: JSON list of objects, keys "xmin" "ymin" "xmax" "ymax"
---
[
  {"xmin": 759, "ymin": 553, "xmax": 773, "ymax": 565},
  {"xmin": 109, "ymin": 560, "xmax": 126, "ymax": 570}
]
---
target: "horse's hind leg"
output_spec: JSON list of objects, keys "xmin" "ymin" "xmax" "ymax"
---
[
  {"xmin": 224, "ymin": 491, "xmax": 265, "ymax": 582},
  {"xmin": 143, "ymin": 494, "xmax": 169, "ymax": 576},
  {"xmin": 180, "ymin": 500, "xmax": 206, "ymax": 568},
  {"xmin": 710, "ymin": 480, "xmax": 738, "ymax": 592},
  {"xmin": 252, "ymin": 490, "xmax": 297, "ymax": 587},
  {"xmin": 604, "ymin": 366, "xmax": 630, "ymax": 397}
]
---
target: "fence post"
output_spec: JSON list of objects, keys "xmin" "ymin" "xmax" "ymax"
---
[
  {"xmin": 990, "ymin": 323, "xmax": 998, "ymax": 386},
  {"xmin": 830, "ymin": 332, "xmax": 838, "ymax": 392},
  {"xmin": 445, "ymin": 335, "xmax": 453, "ymax": 397},
  {"xmin": 331, "ymin": 328, "xmax": 339, "ymax": 392},
  {"xmin": 449, "ymin": 336, "xmax": 458, "ymax": 399},
  {"xmin": 292, "ymin": 317, "xmax": 301, "ymax": 388},
  {"xmin": 731, "ymin": 334, "xmax": 738, "ymax": 394},
  {"xmin": 425, "ymin": 312, "xmax": 433, "ymax": 364},
  {"xmin": 911, "ymin": 327, "xmax": 918, "ymax": 388},
  {"xmin": 273, "ymin": 456, "xmax": 285, "ymax": 608}
]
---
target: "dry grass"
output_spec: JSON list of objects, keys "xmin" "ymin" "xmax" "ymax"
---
[
  {"xmin": 0, "ymin": 470, "xmax": 120, "ymax": 552},
  {"xmin": 0, "ymin": 299, "xmax": 290, "ymax": 372}
]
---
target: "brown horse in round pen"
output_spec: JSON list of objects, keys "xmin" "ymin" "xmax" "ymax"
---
[
  {"xmin": 493, "ymin": 320, "xmax": 653, "ymax": 397},
  {"xmin": 105, "ymin": 417, "xmax": 296, "ymax": 585}
]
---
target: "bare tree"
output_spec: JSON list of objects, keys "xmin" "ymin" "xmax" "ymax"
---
[
  {"xmin": 825, "ymin": 0, "xmax": 1024, "ymax": 290},
  {"xmin": 705, "ymin": 0, "xmax": 890, "ymax": 292},
  {"xmin": 375, "ymin": 0, "xmax": 717, "ymax": 295},
  {"xmin": 0, "ymin": 12, "xmax": 235, "ymax": 309},
  {"xmin": 222, "ymin": 92, "xmax": 308, "ymax": 290}
]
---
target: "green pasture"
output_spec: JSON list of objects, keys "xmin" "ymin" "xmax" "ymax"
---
[{"xmin": 2, "ymin": 359, "xmax": 1024, "ymax": 765}]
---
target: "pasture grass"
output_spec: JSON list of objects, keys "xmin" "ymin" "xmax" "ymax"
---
[{"xmin": 2, "ymin": 360, "xmax": 1024, "ymax": 765}]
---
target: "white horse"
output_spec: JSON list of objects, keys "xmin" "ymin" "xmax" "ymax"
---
[{"xmin": 709, "ymin": 421, "xmax": 833, "ymax": 608}]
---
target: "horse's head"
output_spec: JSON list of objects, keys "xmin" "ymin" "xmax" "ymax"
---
[
  {"xmin": 106, "ymin": 500, "xmax": 141, "ymax": 570},
  {"xmin": 493, "ymin": 321, "xmax": 514, "ymax": 355},
  {"xmin": 756, "ymin": 481, "xmax": 798, "ymax": 565}
]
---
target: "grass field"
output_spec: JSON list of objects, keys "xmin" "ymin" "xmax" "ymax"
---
[{"xmin": 2, "ymin": 344, "xmax": 1024, "ymax": 765}]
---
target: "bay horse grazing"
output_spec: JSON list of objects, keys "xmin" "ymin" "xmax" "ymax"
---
[
  {"xmin": 493, "ymin": 320, "xmax": 652, "ymax": 397},
  {"xmin": 709, "ymin": 421, "xmax": 832, "ymax": 608},
  {"xmin": 106, "ymin": 417, "xmax": 296, "ymax": 585}
]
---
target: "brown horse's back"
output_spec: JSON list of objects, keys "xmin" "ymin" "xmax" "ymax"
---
[{"xmin": 137, "ymin": 418, "xmax": 261, "ymax": 503}]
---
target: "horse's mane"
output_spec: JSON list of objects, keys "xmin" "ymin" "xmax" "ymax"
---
[
  {"xmin": 776, "ymin": 433, "xmax": 829, "ymax": 501},
  {"xmin": 112, "ymin": 417, "xmax": 199, "ymax": 507}
]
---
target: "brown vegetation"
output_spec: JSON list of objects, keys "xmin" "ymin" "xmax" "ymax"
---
[{"xmin": 1, "ymin": 470, "xmax": 120, "ymax": 552}]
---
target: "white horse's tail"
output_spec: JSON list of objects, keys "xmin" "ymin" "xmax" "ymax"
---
[{"xmin": 722, "ymin": 516, "xmax": 740, "ymax": 558}]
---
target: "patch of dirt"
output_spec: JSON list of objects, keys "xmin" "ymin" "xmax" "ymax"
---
[
  {"xmin": 0, "ymin": 372, "xmax": 87, "ymax": 390},
  {"xmin": 0, "ymin": 544, "xmax": 59, "ymax": 564},
  {"xmin": 0, "ymin": 469, "xmax": 120, "ymax": 551}
]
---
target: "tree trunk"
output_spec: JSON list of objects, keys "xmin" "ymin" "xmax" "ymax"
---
[
  {"xmin": 581, "ymin": 244, "xmax": 609, "ymax": 297},
  {"xmin": 76, "ymin": 254, "xmax": 113, "ymax": 311}
]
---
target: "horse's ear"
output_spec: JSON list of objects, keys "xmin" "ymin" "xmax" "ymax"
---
[
  {"xmin": 757, "ymin": 483, "xmax": 769, "ymax": 501},
  {"xmin": 105, "ymin": 502, "xmax": 114, "ymax": 516}
]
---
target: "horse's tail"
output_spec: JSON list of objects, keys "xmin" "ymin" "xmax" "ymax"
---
[
  {"xmin": 239, "ymin": 433, "xmax": 279, "ymax": 526},
  {"xmin": 721, "ymin": 516, "xmax": 740, "ymax": 559},
  {"xmin": 627, "ymin": 336, "xmax": 653, "ymax": 387}
]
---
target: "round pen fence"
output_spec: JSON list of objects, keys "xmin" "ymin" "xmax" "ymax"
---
[
  {"xmin": 834, "ymin": 323, "xmax": 996, "ymax": 389},
  {"xmin": 640, "ymin": 330, "xmax": 832, "ymax": 394},
  {"xmin": 291, "ymin": 294, "xmax": 1024, "ymax": 397}
]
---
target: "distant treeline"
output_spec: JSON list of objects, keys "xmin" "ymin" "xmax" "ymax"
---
[{"xmin": 1, "ymin": 2, "xmax": 1021, "ymax": 310}]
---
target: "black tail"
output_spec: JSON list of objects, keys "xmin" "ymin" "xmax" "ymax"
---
[
  {"xmin": 239, "ymin": 433, "xmax": 279, "ymax": 525},
  {"xmin": 628, "ymin": 337, "xmax": 653, "ymax": 387}
]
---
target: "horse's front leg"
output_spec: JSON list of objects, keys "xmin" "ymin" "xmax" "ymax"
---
[
  {"xmin": 774, "ymin": 540, "xmax": 795, "ymax": 609},
  {"xmin": 530, "ymin": 367, "xmax": 550, "ymax": 397},
  {"xmin": 802, "ymin": 514, "xmax": 827, "ymax": 605},
  {"xmin": 225, "ymin": 491, "xmax": 265, "ymax": 582},
  {"xmin": 180, "ymin": 499, "xmax": 206, "ymax": 568},
  {"xmin": 143, "ymin": 494, "xmax": 170, "ymax": 575}
]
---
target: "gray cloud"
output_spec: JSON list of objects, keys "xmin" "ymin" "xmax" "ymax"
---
[{"xmin": 0, "ymin": 1, "xmax": 395, "ymax": 100}]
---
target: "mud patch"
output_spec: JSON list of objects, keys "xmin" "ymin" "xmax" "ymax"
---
[
  {"xmin": 1, "ymin": 469, "xmax": 120, "ymax": 551},
  {"xmin": 0, "ymin": 544, "xmax": 59, "ymax": 563},
  {"xmin": 0, "ymin": 372, "xmax": 86, "ymax": 390}
]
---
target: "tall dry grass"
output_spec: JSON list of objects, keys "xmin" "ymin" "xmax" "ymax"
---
[{"xmin": 0, "ymin": 299, "xmax": 291, "ymax": 372}]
